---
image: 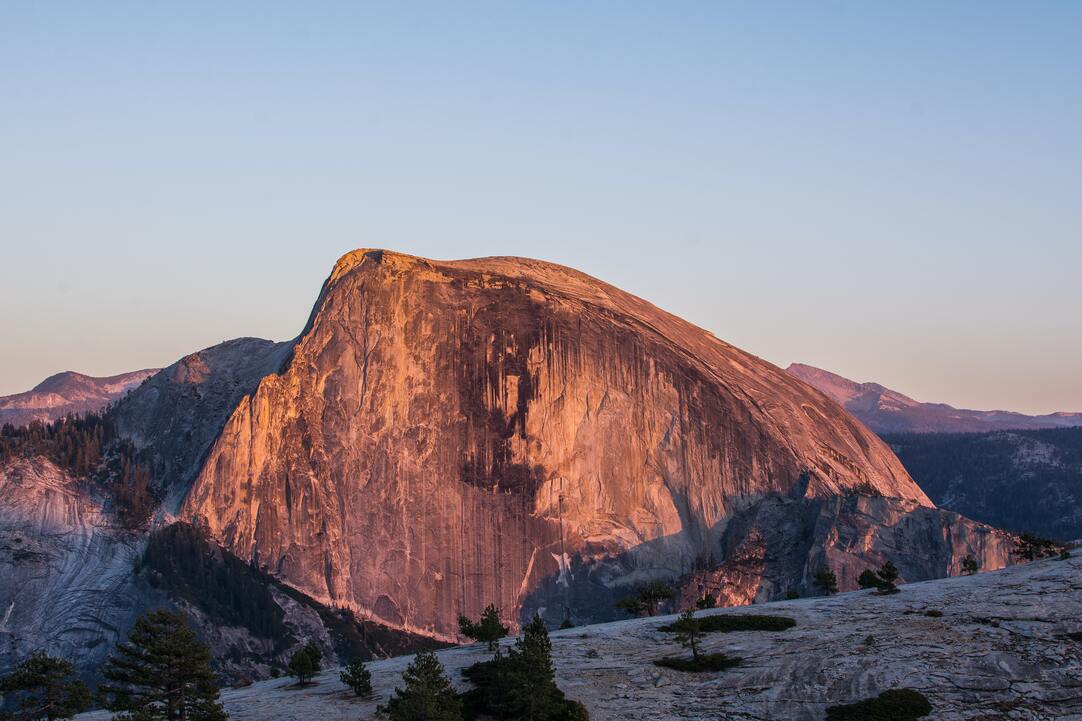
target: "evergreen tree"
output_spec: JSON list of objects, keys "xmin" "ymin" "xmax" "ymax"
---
[
  {"xmin": 639, "ymin": 581, "xmax": 675, "ymax": 616},
  {"xmin": 99, "ymin": 609, "xmax": 227, "ymax": 721},
  {"xmin": 614, "ymin": 581, "xmax": 674, "ymax": 617},
  {"xmin": 695, "ymin": 595, "xmax": 717, "ymax": 610},
  {"xmin": 505, "ymin": 616, "xmax": 562, "ymax": 721},
  {"xmin": 857, "ymin": 569, "xmax": 881, "ymax": 590},
  {"xmin": 379, "ymin": 650, "xmax": 462, "ymax": 721},
  {"xmin": 670, "ymin": 610, "xmax": 703, "ymax": 661},
  {"xmin": 0, "ymin": 651, "xmax": 90, "ymax": 721},
  {"xmin": 961, "ymin": 556, "xmax": 979, "ymax": 575},
  {"xmin": 338, "ymin": 659, "xmax": 372, "ymax": 697},
  {"xmin": 876, "ymin": 561, "xmax": 900, "ymax": 593},
  {"xmin": 613, "ymin": 596, "xmax": 644, "ymax": 617},
  {"xmin": 286, "ymin": 642, "xmax": 322, "ymax": 686},
  {"xmin": 457, "ymin": 604, "xmax": 509, "ymax": 654},
  {"xmin": 814, "ymin": 567, "xmax": 838, "ymax": 595}
]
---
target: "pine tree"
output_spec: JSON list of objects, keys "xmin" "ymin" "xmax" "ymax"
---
[
  {"xmin": 639, "ymin": 581, "xmax": 675, "ymax": 616},
  {"xmin": 0, "ymin": 651, "xmax": 90, "ymax": 721},
  {"xmin": 505, "ymin": 616, "xmax": 564, "ymax": 721},
  {"xmin": 614, "ymin": 581, "xmax": 675, "ymax": 617},
  {"xmin": 338, "ymin": 659, "xmax": 372, "ymax": 697},
  {"xmin": 457, "ymin": 604, "xmax": 509, "ymax": 654},
  {"xmin": 286, "ymin": 642, "xmax": 322, "ymax": 686},
  {"xmin": 99, "ymin": 609, "xmax": 227, "ymax": 721},
  {"xmin": 876, "ymin": 561, "xmax": 900, "ymax": 593},
  {"xmin": 814, "ymin": 567, "xmax": 838, "ymax": 595},
  {"xmin": 961, "ymin": 555, "xmax": 979, "ymax": 575},
  {"xmin": 378, "ymin": 650, "xmax": 463, "ymax": 721},
  {"xmin": 670, "ymin": 610, "xmax": 703, "ymax": 661}
]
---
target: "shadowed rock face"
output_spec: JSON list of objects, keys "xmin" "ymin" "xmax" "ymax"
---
[
  {"xmin": 111, "ymin": 337, "xmax": 292, "ymax": 510},
  {"xmin": 182, "ymin": 250, "xmax": 944, "ymax": 638}
]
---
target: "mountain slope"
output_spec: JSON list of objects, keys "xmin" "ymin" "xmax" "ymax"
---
[
  {"xmin": 885, "ymin": 428, "xmax": 1082, "ymax": 541},
  {"xmin": 75, "ymin": 554, "xmax": 1082, "ymax": 721},
  {"xmin": 786, "ymin": 363, "xmax": 1082, "ymax": 434},
  {"xmin": 0, "ymin": 369, "xmax": 159, "ymax": 427},
  {"xmin": 180, "ymin": 250, "xmax": 1003, "ymax": 638}
]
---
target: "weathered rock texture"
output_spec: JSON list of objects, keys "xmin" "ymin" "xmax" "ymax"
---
[
  {"xmin": 112, "ymin": 337, "xmax": 291, "ymax": 510},
  {"xmin": 181, "ymin": 250, "xmax": 995, "ymax": 639},
  {"xmin": 76, "ymin": 555, "xmax": 1082, "ymax": 721},
  {"xmin": 0, "ymin": 369, "xmax": 159, "ymax": 427},
  {"xmin": 0, "ymin": 457, "xmax": 152, "ymax": 675}
]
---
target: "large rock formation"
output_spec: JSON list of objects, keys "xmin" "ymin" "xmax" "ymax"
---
[
  {"xmin": 181, "ymin": 250, "xmax": 1002, "ymax": 639},
  {"xmin": 0, "ymin": 457, "xmax": 152, "ymax": 675}
]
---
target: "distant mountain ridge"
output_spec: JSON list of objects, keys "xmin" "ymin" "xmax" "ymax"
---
[
  {"xmin": 786, "ymin": 362, "xmax": 1082, "ymax": 434},
  {"xmin": 0, "ymin": 369, "xmax": 160, "ymax": 426}
]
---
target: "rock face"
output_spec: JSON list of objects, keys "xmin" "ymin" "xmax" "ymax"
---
[
  {"xmin": 75, "ymin": 554, "xmax": 1082, "ymax": 721},
  {"xmin": 111, "ymin": 337, "xmax": 291, "ymax": 510},
  {"xmin": 0, "ymin": 457, "xmax": 153, "ymax": 676},
  {"xmin": 0, "ymin": 369, "xmax": 159, "ymax": 427},
  {"xmin": 679, "ymin": 494, "xmax": 1012, "ymax": 609},
  {"xmin": 786, "ymin": 362, "xmax": 1082, "ymax": 434},
  {"xmin": 182, "ymin": 249, "xmax": 981, "ymax": 639}
]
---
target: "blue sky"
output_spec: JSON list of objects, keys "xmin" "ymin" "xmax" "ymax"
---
[{"xmin": 1, "ymin": 2, "xmax": 1080, "ymax": 413}]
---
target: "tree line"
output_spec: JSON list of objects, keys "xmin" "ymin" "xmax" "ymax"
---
[{"xmin": 0, "ymin": 413, "xmax": 156, "ymax": 530}]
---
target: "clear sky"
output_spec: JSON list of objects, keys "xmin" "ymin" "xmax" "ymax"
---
[{"xmin": 2, "ymin": 2, "xmax": 1080, "ymax": 414}]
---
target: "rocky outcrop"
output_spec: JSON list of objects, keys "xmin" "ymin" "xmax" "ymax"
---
[
  {"xmin": 678, "ymin": 494, "xmax": 1012, "ymax": 609},
  {"xmin": 182, "ymin": 249, "xmax": 971, "ymax": 639},
  {"xmin": 75, "ymin": 554, "xmax": 1082, "ymax": 721},
  {"xmin": 0, "ymin": 457, "xmax": 153, "ymax": 676},
  {"xmin": 111, "ymin": 338, "xmax": 291, "ymax": 510},
  {"xmin": 0, "ymin": 369, "xmax": 159, "ymax": 427}
]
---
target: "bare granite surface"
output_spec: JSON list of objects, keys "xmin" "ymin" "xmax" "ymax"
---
[{"xmin": 75, "ymin": 554, "xmax": 1082, "ymax": 721}]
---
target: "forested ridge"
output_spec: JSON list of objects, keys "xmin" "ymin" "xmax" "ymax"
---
[
  {"xmin": 884, "ymin": 427, "xmax": 1082, "ymax": 540},
  {"xmin": 0, "ymin": 411, "xmax": 157, "ymax": 529}
]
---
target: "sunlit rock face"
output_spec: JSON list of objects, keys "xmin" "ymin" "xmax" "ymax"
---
[{"xmin": 181, "ymin": 249, "xmax": 954, "ymax": 638}]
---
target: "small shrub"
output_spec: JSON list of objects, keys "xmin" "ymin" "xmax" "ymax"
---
[
  {"xmin": 825, "ymin": 688, "xmax": 932, "ymax": 720},
  {"xmin": 1014, "ymin": 532, "xmax": 1061, "ymax": 561},
  {"xmin": 858, "ymin": 563, "xmax": 901, "ymax": 593},
  {"xmin": 653, "ymin": 653, "xmax": 741, "ymax": 672},
  {"xmin": 961, "ymin": 555, "xmax": 979, "ymax": 575},
  {"xmin": 924, "ymin": 609, "xmax": 943, "ymax": 618},
  {"xmin": 814, "ymin": 567, "xmax": 838, "ymax": 595},
  {"xmin": 695, "ymin": 595, "xmax": 717, "ymax": 610},
  {"xmin": 785, "ymin": 590, "xmax": 800, "ymax": 600},
  {"xmin": 1061, "ymin": 549, "xmax": 1072, "ymax": 560},
  {"xmin": 659, "ymin": 614, "xmax": 795, "ymax": 634},
  {"xmin": 559, "ymin": 617, "xmax": 575, "ymax": 630},
  {"xmin": 858, "ymin": 569, "xmax": 881, "ymax": 589}
]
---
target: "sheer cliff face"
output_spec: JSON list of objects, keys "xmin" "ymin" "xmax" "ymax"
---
[{"xmin": 182, "ymin": 250, "xmax": 933, "ymax": 638}]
